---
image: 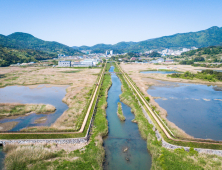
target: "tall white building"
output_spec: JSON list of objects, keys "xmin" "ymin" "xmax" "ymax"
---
[{"xmin": 110, "ymin": 50, "xmax": 113, "ymax": 55}]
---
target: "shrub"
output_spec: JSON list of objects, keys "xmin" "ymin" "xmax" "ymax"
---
[{"xmin": 145, "ymin": 96, "xmax": 150, "ymax": 102}]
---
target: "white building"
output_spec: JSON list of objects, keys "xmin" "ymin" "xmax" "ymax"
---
[
  {"xmin": 110, "ymin": 50, "xmax": 113, "ymax": 55},
  {"xmin": 58, "ymin": 61, "xmax": 71, "ymax": 67}
]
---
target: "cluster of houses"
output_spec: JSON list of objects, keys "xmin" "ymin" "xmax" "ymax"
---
[{"xmin": 58, "ymin": 59, "xmax": 101, "ymax": 67}]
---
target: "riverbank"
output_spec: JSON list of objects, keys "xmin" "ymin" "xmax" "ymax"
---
[
  {"xmin": 2, "ymin": 64, "xmax": 112, "ymax": 169},
  {"xmin": 115, "ymin": 63, "xmax": 222, "ymax": 169}
]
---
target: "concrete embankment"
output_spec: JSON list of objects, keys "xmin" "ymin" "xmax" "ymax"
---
[{"xmin": 0, "ymin": 137, "xmax": 87, "ymax": 146}]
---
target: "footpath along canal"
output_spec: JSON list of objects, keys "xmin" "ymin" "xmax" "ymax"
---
[{"xmin": 103, "ymin": 66, "xmax": 152, "ymax": 170}]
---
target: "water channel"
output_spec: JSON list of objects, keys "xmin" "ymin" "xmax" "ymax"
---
[{"xmin": 103, "ymin": 66, "xmax": 152, "ymax": 170}]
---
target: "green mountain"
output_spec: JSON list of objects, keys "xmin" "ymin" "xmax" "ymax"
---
[
  {"xmin": 74, "ymin": 26, "xmax": 222, "ymax": 53},
  {"xmin": 0, "ymin": 45, "xmax": 57, "ymax": 67},
  {"xmin": 181, "ymin": 45, "xmax": 222, "ymax": 63},
  {"xmin": 0, "ymin": 32, "xmax": 82, "ymax": 56}
]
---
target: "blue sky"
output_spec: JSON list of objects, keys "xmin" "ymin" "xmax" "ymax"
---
[{"xmin": 0, "ymin": 0, "xmax": 222, "ymax": 46}]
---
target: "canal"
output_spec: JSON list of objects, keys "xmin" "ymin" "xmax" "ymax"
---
[{"xmin": 103, "ymin": 66, "xmax": 152, "ymax": 170}]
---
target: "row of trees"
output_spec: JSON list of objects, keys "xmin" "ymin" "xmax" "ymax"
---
[{"xmin": 170, "ymin": 70, "xmax": 222, "ymax": 81}]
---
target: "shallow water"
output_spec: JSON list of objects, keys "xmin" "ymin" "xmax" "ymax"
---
[
  {"xmin": 103, "ymin": 66, "xmax": 151, "ymax": 170},
  {"xmin": 148, "ymin": 80, "xmax": 222, "ymax": 141},
  {"xmin": 141, "ymin": 70, "xmax": 179, "ymax": 74},
  {"xmin": 0, "ymin": 84, "xmax": 69, "ymax": 131}
]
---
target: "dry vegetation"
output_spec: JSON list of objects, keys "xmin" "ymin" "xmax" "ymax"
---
[
  {"xmin": 120, "ymin": 63, "xmax": 222, "ymax": 139},
  {"xmin": 0, "ymin": 103, "xmax": 56, "ymax": 119},
  {"xmin": 0, "ymin": 122, "xmax": 18, "ymax": 131},
  {"xmin": 3, "ymin": 143, "xmax": 86, "ymax": 170},
  {"xmin": 0, "ymin": 66, "xmax": 101, "ymax": 131}
]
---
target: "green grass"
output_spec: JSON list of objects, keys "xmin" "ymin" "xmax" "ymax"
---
[
  {"xmin": 117, "ymin": 102, "xmax": 125, "ymax": 121},
  {"xmin": 60, "ymin": 70, "xmax": 80, "ymax": 73},
  {"xmin": 169, "ymin": 70, "xmax": 222, "ymax": 82}
]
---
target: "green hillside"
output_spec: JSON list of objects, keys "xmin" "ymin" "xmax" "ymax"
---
[
  {"xmin": 0, "ymin": 46, "xmax": 56, "ymax": 67},
  {"xmin": 181, "ymin": 46, "xmax": 222, "ymax": 63},
  {"xmin": 0, "ymin": 32, "xmax": 82, "ymax": 56},
  {"xmin": 74, "ymin": 26, "xmax": 222, "ymax": 53}
]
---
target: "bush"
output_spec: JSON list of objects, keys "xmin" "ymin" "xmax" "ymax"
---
[
  {"xmin": 179, "ymin": 60, "xmax": 194, "ymax": 65},
  {"xmin": 194, "ymin": 56, "xmax": 205, "ymax": 62},
  {"xmin": 189, "ymin": 147, "xmax": 198, "ymax": 156},
  {"xmin": 145, "ymin": 96, "xmax": 150, "ymax": 102}
]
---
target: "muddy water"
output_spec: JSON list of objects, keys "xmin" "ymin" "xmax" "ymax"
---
[
  {"xmin": 103, "ymin": 66, "xmax": 152, "ymax": 170},
  {"xmin": 148, "ymin": 80, "xmax": 222, "ymax": 141},
  {"xmin": 0, "ymin": 84, "xmax": 69, "ymax": 131}
]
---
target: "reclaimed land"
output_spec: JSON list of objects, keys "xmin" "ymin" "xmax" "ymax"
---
[
  {"xmin": 0, "ymin": 66, "xmax": 101, "ymax": 133},
  {"xmin": 3, "ymin": 63, "xmax": 112, "ymax": 170},
  {"xmin": 120, "ymin": 63, "xmax": 222, "ymax": 139},
  {"xmin": 114, "ymin": 62, "xmax": 222, "ymax": 169},
  {"xmin": 117, "ymin": 102, "xmax": 125, "ymax": 121}
]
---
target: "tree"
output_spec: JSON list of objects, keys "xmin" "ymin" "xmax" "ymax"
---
[
  {"xmin": 149, "ymin": 51, "xmax": 161, "ymax": 58},
  {"xmin": 194, "ymin": 56, "xmax": 205, "ymax": 62}
]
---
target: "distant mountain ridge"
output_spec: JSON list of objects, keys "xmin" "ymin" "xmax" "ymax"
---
[
  {"xmin": 0, "ymin": 32, "xmax": 82, "ymax": 56},
  {"xmin": 74, "ymin": 26, "xmax": 222, "ymax": 53}
]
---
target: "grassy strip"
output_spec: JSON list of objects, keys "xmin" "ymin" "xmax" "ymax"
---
[
  {"xmin": 115, "ymin": 63, "xmax": 222, "ymax": 169},
  {"xmin": 117, "ymin": 102, "xmax": 125, "ymax": 121},
  {"xmin": 0, "ymin": 103, "xmax": 56, "ymax": 119},
  {"xmin": 169, "ymin": 70, "xmax": 222, "ymax": 82},
  {"xmin": 4, "ymin": 65, "xmax": 112, "ymax": 169},
  {"xmin": 0, "ymin": 133, "xmax": 85, "ymax": 139},
  {"xmin": 74, "ymin": 67, "xmax": 104, "ymax": 131}
]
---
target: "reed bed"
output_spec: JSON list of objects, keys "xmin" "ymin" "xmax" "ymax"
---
[{"xmin": 117, "ymin": 102, "xmax": 125, "ymax": 121}]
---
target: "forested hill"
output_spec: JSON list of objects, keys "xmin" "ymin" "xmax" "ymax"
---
[
  {"xmin": 0, "ymin": 32, "xmax": 82, "ymax": 56},
  {"xmin": 74, "ymin": 26, "xmax": 222, "ymax": 53},
  {"xmin": 0, "ymin": 46, "xmax": 57, "ymax": 67}
]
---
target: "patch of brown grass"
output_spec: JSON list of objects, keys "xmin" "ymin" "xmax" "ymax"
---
[{"xmin": 0, "ymin": 103, "xmax": 56, "ymax": 119}]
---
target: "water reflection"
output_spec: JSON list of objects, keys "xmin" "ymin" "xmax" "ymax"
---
[{"xmin": 148, "ymin": 80, "xmax": 222, "ymax": 140}]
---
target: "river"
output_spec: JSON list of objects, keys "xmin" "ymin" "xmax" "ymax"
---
[{"xmin": 103, "ymin": 66, "xmax": 152, "ymax": 170}]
